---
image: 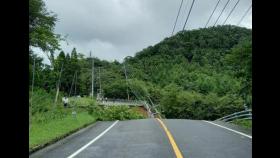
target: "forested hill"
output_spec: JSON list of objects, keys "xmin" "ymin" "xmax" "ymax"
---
[
  {"xmin": 125, "ymin": 25, "xmax": 251, "ymax": 87},
  {"xmin": 123, "ymin": 25, "xmax": 252, "ymax": 119},
  {"xmin": 30, "ymin": 25, "xmax": 252, "ymax": 120}
]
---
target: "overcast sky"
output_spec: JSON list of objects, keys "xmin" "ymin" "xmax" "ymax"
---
[{"xmin": 36, "ymin": 0, "xmax": 252, "ymax": 64}]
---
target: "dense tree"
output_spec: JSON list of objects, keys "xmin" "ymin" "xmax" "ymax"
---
[
  {"xmin": 224, "ymin": 38, "xmax": 252, "ymax": 106},
  {"xmin": 29, "ymin": 0, "xmax": 62, "ymax": 65}
]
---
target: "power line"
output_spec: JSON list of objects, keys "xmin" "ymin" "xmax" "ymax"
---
[
  {"xmin": 126, "ymin": 65, "xmax": 154, "ymax": 105},
  {"xmin": 182, "ymin": 0, "xmax": 196, "ymax": 31},
  {"xmin": 124, "ymin": 64, "xmax": 146, "ymax": 99},
  {"xmin": 126, "ymin": 65, "xmax": 157, "ymax": 116},
  {"xmin": 237, "ymin": 4, "xmax": 252, "ymax": 26},
  {"xmin": 182, "ymin": 0, "xmax": 190, "ymax": 17},
  {"xmin": 222, "ymin": 0, "xmax": 241, "ymax": 25},
  {"xmin": 213, "ymin": 0, "xmax": 232, "ymax": 26},
  {"xmin": 122, "ymin": 64, "xmax": 143, "ymax": 101},
  {"xmin": 123, "ymin": 63, "xmax": 158, "ymax": 117},
  {"xmin": 171, "ymin": 0, "xmax": 184, "ymax": 36},
  {"xmin": 205, "ymin": 0, "xmax": 222, "ymax": 28}
]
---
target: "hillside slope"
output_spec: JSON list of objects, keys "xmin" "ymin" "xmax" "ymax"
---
[{"xmin": 123, "ymin": 25, "xmax": 252, "ymax": 119}]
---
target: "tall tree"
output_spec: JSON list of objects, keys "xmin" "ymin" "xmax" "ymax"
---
[{"xmin": 29, "ymin": 0, "xmax": 62, "ymax": 65}]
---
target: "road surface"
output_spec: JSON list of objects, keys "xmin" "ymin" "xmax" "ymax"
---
[{"xmin": 30, "ymin": 119, "xmax": 252, "ymax": 158}]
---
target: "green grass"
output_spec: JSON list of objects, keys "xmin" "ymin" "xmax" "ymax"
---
[
  {"xmin": 231, "ymin": 119, "xmax": 252, "ymax": 129},
  {"xmin": 29, "ymin": 93, "xmax": 146, "ymax": 150},
  {"xmin": 29, "ymin": 112, "xmax": 96, "ymax": 149}
]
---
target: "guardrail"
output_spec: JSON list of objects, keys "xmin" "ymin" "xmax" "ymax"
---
[
  {"xmin": 215, "ymin": 109, "xmax": 252, "ymax": 122},
  {"xmin": 98, "ymin": 99, "xmax": 146, "ymax": 104},
  {"xmin": 97, "ymin": 100, "xmax": 145, "ymax": 106}
]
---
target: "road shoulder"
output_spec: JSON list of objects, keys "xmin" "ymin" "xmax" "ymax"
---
[
  {"xmin": 212, "ymin": 120, "xmax": 252, "ymax": 136},
  {"xmin": 29, "ymin": 121, "xmax": 115, "ymax": 158}
]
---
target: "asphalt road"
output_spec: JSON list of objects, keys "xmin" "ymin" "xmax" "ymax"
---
[{"xmin": 29, "ymin": 119, "xmax": 252, "ymax": 158}]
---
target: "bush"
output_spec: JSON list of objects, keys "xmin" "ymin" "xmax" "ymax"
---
[
  {"xmin": 87, "ymin": 102, "xmax": 102, "ymax": 119},
  {"xmin": 89, "ymin": 105, "xmax": 145, "ymax": 121},
  {"xmin": 160, "ymin": 85, "xmax": 244, "ymax": 120}
]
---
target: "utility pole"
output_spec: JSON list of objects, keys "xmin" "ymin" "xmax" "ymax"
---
[
  {"xmin": 55, "ymin": 63, "xmax": 64, "ymax": 104},
  {"xmin": 30, "ymin": 57, "xmax": 36, "ymax": 130},
  {"xmin": 31, "ymin": 58, "xmax": 35, "ymax": 106},
  {"xmin": 73, "ymin": 71, "xmax": 78, "ymax": 118},
  {"xmin": 123, "ymin": 64, "xmax": 130, "ymax": 101},
  {"xmin": 147, "ymin": 95, "xmax": 155, "ymax": 107},
  {"xmin": 69, "ymin": 71, "xmax": 76, "ymax": 97},
  {"xmin": 74, "ymin": 71, "xmax": 78, "ymax": 96},
  {"xmin": 90, "ymin": 51, "xmax": 94, "ymax": 99},
  {"xmin": 98, "ymin": 67, "xmax": 102, "ymax": 96}
]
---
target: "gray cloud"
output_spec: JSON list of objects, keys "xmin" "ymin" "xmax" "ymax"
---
[{"xmin": 37, "ymin": 0, "xmax": 252, "ymax": 64}]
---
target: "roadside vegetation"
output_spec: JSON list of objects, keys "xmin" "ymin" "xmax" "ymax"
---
[
  {"xmin": 29, "ymin": 89, "xmax": 146, "ymax": 150},
  {"xmin": 29, "ymin": 112, "xmax": 96, "ymax": 149},
  {"xmin": 88, "ymin": 104, "xmax": 145, "ymax": 121},
  {"xmin": 29, "ymin": 89, "xmax": 94, "ymax": 150},
  {"xmin": 231, "ymin": 119, "xmax": 252, "ymax": 129}
]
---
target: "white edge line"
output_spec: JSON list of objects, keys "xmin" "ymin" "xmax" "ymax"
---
[
  {"xmin": 203, "ymin": 120, "xmax": 252, "ymax": 139},
  {"xmin": 67, "ymin": 120, "xmax": 119, "ymax": 158}
]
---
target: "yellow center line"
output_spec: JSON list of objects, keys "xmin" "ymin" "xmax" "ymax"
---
[{"xmin": 156, "ymin": 118, "xmax": 184, "ymax": 158}]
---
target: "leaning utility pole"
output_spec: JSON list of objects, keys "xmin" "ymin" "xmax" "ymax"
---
[
  {"xmin": 90, "ymin": 51, "xmax": 94, "ymax": 99},
  {"xmin": 55, "ymin": 63, "xmax": 64, "ymax": 104},
  {"xmin": 123, "ymin": 64, "xmax": 130, "ymax": 100}
]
